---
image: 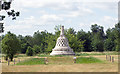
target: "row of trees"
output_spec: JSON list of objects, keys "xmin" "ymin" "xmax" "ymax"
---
[{"xmin": 1, "ymin": 23, "xmax": 120, "ymax": 61}]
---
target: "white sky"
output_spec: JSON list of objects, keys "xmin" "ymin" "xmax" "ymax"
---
[{"xmin": 0, "ymin": 0, "xmax": 119, "ymax": 36}]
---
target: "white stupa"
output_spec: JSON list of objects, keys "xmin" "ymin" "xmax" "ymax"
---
[{"xmin": 50, "ymin": 26, "xmax": 75, "ymax": 55}]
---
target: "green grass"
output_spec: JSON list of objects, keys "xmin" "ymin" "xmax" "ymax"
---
[
  {"xmin": 14, "ymin": 54, "xmax": 27, "ymax": 58},
  {"xmin": 16, "ymin": 58, "xmax": 45, "ymax": 65},
  {"xmin": 15, "ymin": 56, "xmax": 103, "ymax": 65},
  {"xmin": 75, "ymin": 53, "xmax": 89, "ymax": 56},
  {"xmin": 76, "ymin": 57, "xmax": 103, "ymax": 64},
  {"xmin": 37, "ymin": 54, "xmax": 50, "ymax": 57},
  {"xmin": 52, "ymin": 55, "xmax": 73, "ymax": 57},
  {"xmin": 48, "ymin": 57, "xmax": 74, "ymax": 64},
  {"xmin": 37, "ymin": 54, "xmax": 74, "ymax": 57},
  {"xmin": 75, "ymin": 52, "xmax": 118, "ymax": 56}
]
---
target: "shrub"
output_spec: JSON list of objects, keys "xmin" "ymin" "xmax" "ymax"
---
[
  {"xmin": 26, "ymin": 46, "xmax": 34, "ymax": 56},
  {"xmin": 33, "ymin": 45, "xmax": 41, "ymax": 55}
]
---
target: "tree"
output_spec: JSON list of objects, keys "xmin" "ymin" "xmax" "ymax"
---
[
  {"xmin": 104, "ymin": 38, "xmax": 115, "ymax": 51},
  {"xmin": 104, "ymin": 28, "xmax": 116, "ymax": 51},
  {"xmin": 26, "ymin": 46, "xmax": 34, "ymax": 56},
  {"xmin": 114, "ymin": 22, "xmax": 120, "ymax": 51},
  {"xmin": 21, "ymin": 43, "xmax": 31, "ymax": 54},
  {"xmin": 77, "ymin": 30, "xmax": 92, "ymax": 52},
  {"xmin": 46, "ymin": 33, "xmax": 56, "ymax": 53},
  {"xmin": 24, "ymin": 35, "xmax": 34, "ymax": 47},
  {"xmin": 33, "ymin": 30, "xmax": 48, "ymax": 52},
  {"xmin": 33, "ymin": 45, "xmax": 41, "ymax": 54},
  {"xmin": 91, "ymin": 24, "xmax": 105, "ymax": 52},
  {"xmin": 54, "ymin": 25, "xmax": 61, "ymax": 38},
  {"xmin": 67, "ymin": 28, "xmax": 76, "ymax": 35},
  {"xmin": 0, "ymin": 0, "xmax": 20, "ymax": 20},
  {"xmin": 2, "ymin": 31, "xmax": 21, "ymax": 61},
  {"xmin": 65, "ymin": 28, "xmax": 84, "ymax": 52}
]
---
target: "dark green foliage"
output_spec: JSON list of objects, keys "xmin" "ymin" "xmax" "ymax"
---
[
  {"xmin": 114, "ymin": 22, "xmax": 120, "ymax": 51},
  {"xmin": 2, "ymin": 31, "xmax": 21, "ymax": 61},
  {"xmin": 104, "ymin": 39, "xmax": 115, "ymax": 51},
  {"xmin": 33, "ymin": 45, "xmax": 41, "ymax": 54},
  {"xmin": 33, "ymin": 30, "xmax": 48, "ymax": 52},
  {"xmin": 46, "ymin": 34, "xmax": 56, "ymax": 52},
  {"xmin": 21, "ymin": 43, "xmax": 31, "ymax": 54},
  {"xmin": 104, "ymin": 28, "xmax": 116, "ymax": 51},
  {"xmin": 26, "ymin": 46, "xmax": 34, "ymax": 56},
  {"xmin": 65, "ymin": 28, "xmax": 85, "ymax": 52},
  {"xmin": 91, "ymin": 24, "xmax": 105, "ymax": 52},
  {"xmin": 1, "ymin": 23, "xmax": 120, "ymax": 55},
  {"xmin": 77, "ymin": 30, "xmax": 92, "ymax": 52}
]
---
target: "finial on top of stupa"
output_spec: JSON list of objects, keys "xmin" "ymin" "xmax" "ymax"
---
[{"xmin": 60, "ymin": 26, "xmax": 64, "ymax": 36}]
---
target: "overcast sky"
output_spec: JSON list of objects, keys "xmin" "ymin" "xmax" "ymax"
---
[{"xmin": 0, "ymin": 0, "xmax": 119, "ymax": 36}]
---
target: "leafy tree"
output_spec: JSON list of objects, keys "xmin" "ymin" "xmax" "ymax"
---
[
  {"xmin": 66, "ymin": 28, "xmax": 84, "ymax": 52},
  {"xmin": 46, "ymin": 33, "xmax": 56, "ymax": 53},
  {"xmin": 33, "ymin": 45, "xmax": 41, "ymax": 54},
  {"xmin": 67, "ymin": 28, "xmax": 76, "ymax": 35},
  {"xmin": 24, "ymin": 35, "xmax": 34, "ymax": 47},
  {"xmin": 91, "ymin": 24, "xmax": 105, "ymax": 52},
  {"xmin": 104, "ymin": 28, "xmax": 116, "ymax": 51},
  {"xmin": 114, "ymin": 22, "xmax": 120, "ymax": 51},
  {"xmin": 21, "ymin": 43, "xmax": 31, "ymax": 54},
  {"xmin": 104, "ymin": 39, "xmax": 115, "ymax": 51},
  {"xmin": 2, "ymin": 31, "xmax": 21, "ymax": 61},
  {"xmin": 33, "ymin": 30, "xmax": 48, "ymax": 52},
  {"xmin": 26, "ymin": 46, "xmax": 34, "ymax": 56},
  {"xmin": 17, "ymin": 35, "xmax": 26, "ymax": 43},
  {"xmin": 77, "ymin": 30, "xmax": 92, "ymax": 52},
  {"xmin": 54, "ymin": 25, "xmax": 61, "ymax": 38}
]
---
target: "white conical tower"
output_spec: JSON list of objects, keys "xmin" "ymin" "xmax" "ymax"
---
[{"xmin": 50, "ymin": 26, "xmax": 75, "ymax": 55}]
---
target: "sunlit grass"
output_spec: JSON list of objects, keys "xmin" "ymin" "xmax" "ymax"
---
[
  {"xmin": 16, "ymin": 58, "xmax": 45, "ymax": 65},
  {"xmin": 76, "ymin": 57, "xmax": 103, "ymax": 64}
]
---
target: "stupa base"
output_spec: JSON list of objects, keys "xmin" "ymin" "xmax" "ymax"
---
[{"xmin": 50, "ymin": 51, "xmax": 75, "ymax": 56}]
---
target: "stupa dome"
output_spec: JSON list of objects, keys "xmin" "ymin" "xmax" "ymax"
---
[{"xmin": 50, "ymin": 26, "xmax": 75, "ymax": 55}]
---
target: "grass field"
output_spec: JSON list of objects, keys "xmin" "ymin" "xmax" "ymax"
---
[
  {"xmin": 76, "ymin": 57, "xmax": 103, "ymax": 63},
  {"xmin": 1, "ymin": 52, "xmax": 118, "ymax": 72},
  {"xmin": 15, "ymin": 56, "xmax": 104, "ymax": 65},
  {"xmin": 16, "ymin": 58, "xmax": 45, "ymax": 65}
]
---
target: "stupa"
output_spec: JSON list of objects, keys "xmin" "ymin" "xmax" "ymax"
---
[{"xmin": 50, "ymin": 26, "xmax": 75, "ymax": 55}]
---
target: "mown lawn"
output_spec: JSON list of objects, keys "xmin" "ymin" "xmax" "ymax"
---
[
  {"xmin": 76, "ymin": 57, "xmax": 103, "ymax": 64},
  {"xmin": 16, "ymin": 58, "xmax": 45, "ymax": 65},
  {"xmin": 15, "ymin": 56, "xmax": 103, "ymax": 65}
]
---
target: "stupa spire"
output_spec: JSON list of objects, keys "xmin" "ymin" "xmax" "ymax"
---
[{"xmin": 60, "ymin": 26, "xmax": 64, "ymax": 36}]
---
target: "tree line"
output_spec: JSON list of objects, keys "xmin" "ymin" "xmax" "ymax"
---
[{"xmin": 1, "ymin": 23, "xmax": 120, "ymax": 61}]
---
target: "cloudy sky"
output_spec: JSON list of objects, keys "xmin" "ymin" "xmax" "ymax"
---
[{"xmin": 0, "ymin": 0, "xmax": 119, "ymax": 36}]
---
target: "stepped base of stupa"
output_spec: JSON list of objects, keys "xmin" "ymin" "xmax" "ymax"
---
[{"xmin": 50, "ymin": 51, "xmax": 75, "ymax": 55}]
